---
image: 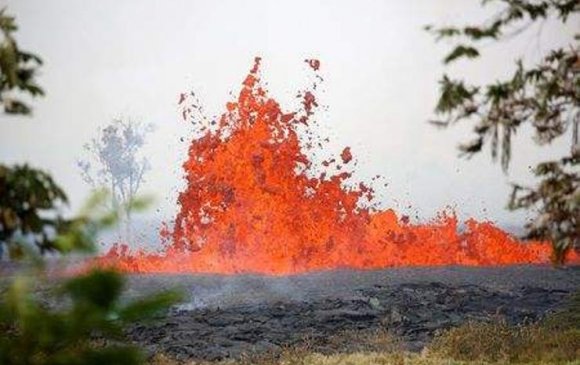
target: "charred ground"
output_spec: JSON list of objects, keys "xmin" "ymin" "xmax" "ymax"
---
[{"xmin": 124, "ymin": 265, "xmax": 580, "ymax": 361}]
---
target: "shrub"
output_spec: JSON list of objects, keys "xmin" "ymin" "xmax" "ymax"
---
[{"xmin": 0, "ymin": 191, "xmax": 181, "ymax": 365}]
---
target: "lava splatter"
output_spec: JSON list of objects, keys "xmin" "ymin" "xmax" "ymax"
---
[{"xmin": 97, "ymin": 58, "xmax": 578, "ymax": 274}]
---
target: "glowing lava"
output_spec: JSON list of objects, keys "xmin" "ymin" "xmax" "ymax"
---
[{"xmin": 99, "ymin": 58, "xmax": 579, "ymax": 274}]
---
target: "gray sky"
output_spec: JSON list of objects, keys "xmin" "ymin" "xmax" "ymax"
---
[{"xmin": 1, "ymin": 0, "xmax": 577, "ymax": 234}]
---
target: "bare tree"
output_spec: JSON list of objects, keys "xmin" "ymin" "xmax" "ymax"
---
[{"xmin": 78, "ymin": 118, "xmax": 153, "ymax": 243}]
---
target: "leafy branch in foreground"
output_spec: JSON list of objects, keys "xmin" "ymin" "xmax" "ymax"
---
[
  {"xmin": 0, "ymin": 164, "xmax": 70, "ymax": 259},
  {"xmin": 0, "ymin": 190, "xmax": 181, "ymax": 365},
  {"xmin": 1, "ymin": 7, "xmax": 180, "ymax": 363},
  {"xmin": 0, "ymin": 269, "xmax": 180, "ymax": 365},
  {"xmin": 0, "ymin": 8, "xmax": 44, "ymax": 116},
  {"xmin": 426, "ymin": 0, "xmax": 579, "ymax": 263},
  {"xmin": 509, "ymin": 158, "xmax": 579, "ymax": 264}
]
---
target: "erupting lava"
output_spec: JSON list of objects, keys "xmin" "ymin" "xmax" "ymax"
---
[{"xmin": 99, "ymin": 58, "xmax": 579, "ymax": 274}]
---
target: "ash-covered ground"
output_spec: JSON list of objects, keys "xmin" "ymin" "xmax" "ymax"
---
[{"xmin": 123, "ymin": 265, "xmax": 580, "ymax": 361}]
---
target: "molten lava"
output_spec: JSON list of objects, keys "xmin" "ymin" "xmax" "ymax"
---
[{"xmin": 99, "ymin": 58, "xmax": 579, "ymax": 274}]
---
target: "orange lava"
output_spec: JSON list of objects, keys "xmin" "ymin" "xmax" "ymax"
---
[{"xmin": 98, "ymin": 58, "xmax": 579, "ymax": 274}]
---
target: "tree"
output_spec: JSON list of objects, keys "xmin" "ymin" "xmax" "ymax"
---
[
  {"xmin": 0, "ymin": 10, "xmax": 180, "ymax": 364},
  {"xmin": 426, "ymin": 0, "xmax": 579, "ymax": 264},
  {"xmin": 0, "ymin": 8, "xmax": 44, "ymax": 116},
  {"xmin": 78, "ymin": 119, "xmax": 153, "ymax": 243},
  {"xmin": 0, "ymin": 164, "xmax": 73, "ymax": 259},
  {"xmin": 0, "ymin": 192, "xmax": 181, "ymax": 365}
]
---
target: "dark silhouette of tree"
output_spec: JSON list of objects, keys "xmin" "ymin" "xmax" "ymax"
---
[{"xmin": 426, "ymin": 0, "xmax": 579, "ymax": 263}]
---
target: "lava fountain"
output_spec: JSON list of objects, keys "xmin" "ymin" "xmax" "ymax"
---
[{"xmin": 99, "ymin": 58, "xmax": 579, "ymax": 274}]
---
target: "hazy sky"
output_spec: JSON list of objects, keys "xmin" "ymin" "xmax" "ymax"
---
[{"xmin": 1, "ymin": 0, "xmax": 577, "ymax": 235}]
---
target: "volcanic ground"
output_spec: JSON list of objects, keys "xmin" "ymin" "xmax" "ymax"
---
[{"xmin": 122, "ymin": 265, "xmax": 580, "ymax": 361}]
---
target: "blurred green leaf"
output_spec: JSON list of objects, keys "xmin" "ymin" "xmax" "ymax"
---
[
  {"xmin": 64, "ymin": 269, "xmax": 124, "ymax": 311},
  {"xmin": 444, "ymin": 45, "xmax": 480, "ymax": 64},
  {"xmin": 126, "ymin": 194, "xmax": 154, "ymax": 213},
  {"xmin": 119, "ymin": 290, "xmax": 182, "ymax": 323},
  {"xmin": 0, "ymin": 8, "xmax": 44, "ymax": 116}
]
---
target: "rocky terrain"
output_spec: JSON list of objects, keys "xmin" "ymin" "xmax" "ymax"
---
[{"xmin": 124, "ymin": 265, "xmax": 580, "ymax": 361}]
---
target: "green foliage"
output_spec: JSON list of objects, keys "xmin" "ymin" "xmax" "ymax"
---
[
  {"xmin": 0, "ymin": 8, "xmax": 44, "ymax": 116},
  {"xmin": 0, "ymin": 187, "xmax": 181, "ymax": 365},
  {"xmin": 0, "ymin": 164, "xmax": 70, "ymax": 258},
  {"xmin": 509, "ymin": 157, "xmax": 579, "ymax": 263},
  {"xmin": 434, "ymin": 76, "xmax": 479, "ymax": 115},
  {"xmin": 0, "ymin": 164, "xmax": 152, "ymax": 259},
  {"xmin": 443, "ymin": 45, "xmax": 480, "ymax": 64},
  {"xmin": 0, "ymin": 269, "xmax": 181, "ymax": 365},
  {"xmin": 0, "ymin": 7, "xmax": 180, "ymax": 364},
  {"xmin": 427, "ymin": 0, "xmax": 580, "ymax": 263},
  {"xmin": 425, "ymin": 1, "xmax": 577, "ymax": 50}
]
